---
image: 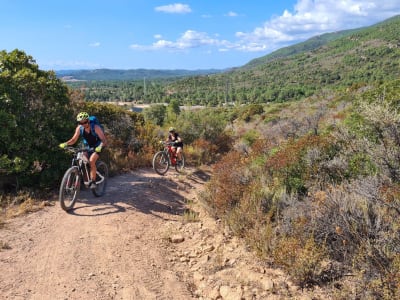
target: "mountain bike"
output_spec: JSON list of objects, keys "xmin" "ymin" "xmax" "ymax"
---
[
  {"xmin": 152, "ymin": 141, "xmax": 185, "ymax": 175},
  {"xmin": 59, "ymin": 146, "xmax": 108, "ymax": 211}
]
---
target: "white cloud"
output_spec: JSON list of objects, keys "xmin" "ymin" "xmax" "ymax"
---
[
  {"xmin": 225, "ymin": 11, "xmax": 238, "ymax": 17},
  {"xmin": 89, "ymin": 42, "xmax": 101, "ymax": 47},
  {"xmin": 133, "ymin": 0, "xmax": 400, "ymax": 54},
  {"xmin": 155, "ymin": 3, "xmax": 192, "ymax": 14},
  {"xmin": 234, "ymin": 0, "xmax": 400, "ymax": 52},
  {"xmin": 131, "ymin": 30, "xmax": 228, "ymax": 51}
]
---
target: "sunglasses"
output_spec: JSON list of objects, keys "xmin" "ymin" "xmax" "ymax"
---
[{"xmin": 79, "ymin": 120, "xmax": 89, "ymax": 125}]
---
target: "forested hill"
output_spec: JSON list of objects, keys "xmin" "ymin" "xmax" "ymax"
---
[
  {"xmin": 164, "ymin": 14, "xmax": 400, "ymax": 105},
  {"xmin": 64, "ymin": 14, "xmax": 400, "ymax": 105},
  {"xmin": 244, "ymin": 14, "xmax": 400, "ymax": 70},
  {"xmin": 56, "ymin": 68, "xmax": 224, "ymax": 81},
  {"xmin": 242, "ymin": 27, "xmax": 363, "ymax": 69}
]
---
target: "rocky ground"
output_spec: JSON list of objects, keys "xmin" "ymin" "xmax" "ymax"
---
[{"xmin": 0, "ymin": 166, "xmax": 330, "ymax": 300}]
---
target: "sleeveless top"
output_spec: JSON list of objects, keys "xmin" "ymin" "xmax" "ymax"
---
[{"xmin": 82, "ymin": 128, "xmax": 100, "ymax": 147}]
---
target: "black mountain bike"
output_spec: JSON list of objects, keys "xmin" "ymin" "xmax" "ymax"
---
[{"xmin": 59, "ymin": 146, "xmax": 108, "ymax": 211}]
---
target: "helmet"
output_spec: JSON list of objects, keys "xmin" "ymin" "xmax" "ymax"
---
[
  {"xmin": 168, "ymin": 127, "xmax": 175, "ymax": 132},
  {"xmin": 76, "ymin": 112, "xmax": 89, "ymax": 122}
]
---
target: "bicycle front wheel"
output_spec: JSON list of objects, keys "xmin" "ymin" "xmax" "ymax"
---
[
  {"xmin": 92, "ymin": 161, "xmax": 108, "ymax": 197},
  {"xmin": 153, "ymin": 151, "xmax": 169, "ymax": 175},
  {"xmin": 175, "ymin": 153, "xmax": 185, "ymax": 173},
  {"xmin": 59, "ymin": 166, "xmax": 81, "ymax": 211}
]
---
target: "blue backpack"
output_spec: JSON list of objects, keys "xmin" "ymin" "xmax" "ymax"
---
[{"xmin": 79, "ymin": 116, "xmax": 104, "ymax": 143}]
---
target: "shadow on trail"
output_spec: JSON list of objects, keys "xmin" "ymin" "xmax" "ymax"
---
[
  {"xmin": 67, "ymin": 202, "xmax": 127, "ymax": 217},
  {"xmin": 65, "ymin": 168, "xmax": 206, "ymax": 219}
]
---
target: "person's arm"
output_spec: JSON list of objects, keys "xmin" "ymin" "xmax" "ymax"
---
[
  {"xmin": 94, "ymin": 125, "xmax": 107, "ymax": 147},
  {"xmin": 64, "ymin": 126, "xmax": 81, "ymax": 146}
]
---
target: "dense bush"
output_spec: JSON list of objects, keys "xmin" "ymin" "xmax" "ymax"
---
[{"xmin": 0, "ymin": 50, "xmax": 73, "ymax": 192}]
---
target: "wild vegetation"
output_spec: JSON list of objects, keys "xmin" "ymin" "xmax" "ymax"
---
[
  {"xmin": 1, "ymin": 14, "xmax": 400, "ymax": 299},
  {"xmin": 199, "ymin": 80, "xmax": 400, "ymax": 298}
]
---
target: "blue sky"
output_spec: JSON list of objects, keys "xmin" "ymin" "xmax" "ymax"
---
[{"xmin": 1, "ymin": 0, "xmax": 399, "ymax": 70}]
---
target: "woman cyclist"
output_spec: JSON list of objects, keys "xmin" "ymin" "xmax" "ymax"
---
[
  {"xmin": 166, "ymin": 127, "xmax": 183, "ymax": 163},
  {"xmin": 59, "ymin": 112, "xmax": 107, "ymax": 189}
]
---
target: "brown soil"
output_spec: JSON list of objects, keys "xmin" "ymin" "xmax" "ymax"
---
[{"xmin": 0, "ymin": 167, "xmax": 329, "ymax": 300}]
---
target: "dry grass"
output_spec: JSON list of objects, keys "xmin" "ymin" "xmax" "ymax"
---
[
  {"xmin": 0, "ymin": 240, "xmax": 11, "ymax": 251},
  {"xmin": 0, "ymin": 191, "xmax": 52, "ymax": 221}
]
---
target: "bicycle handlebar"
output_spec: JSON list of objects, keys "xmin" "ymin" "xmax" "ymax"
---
[
  {"xmin": 63, "ymin": 146, "xmax": 95, "ymax": 153},
  {"xmin": 160, "ymin": 141, "xmax": 177, "ymax": 146}
]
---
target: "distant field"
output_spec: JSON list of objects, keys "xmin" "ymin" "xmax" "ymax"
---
[{"xmin": 108, "ymin": 102, "xmax": 205, "ymax": 112}]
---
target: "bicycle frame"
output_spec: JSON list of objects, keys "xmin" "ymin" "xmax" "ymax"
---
[
  {"xmin": 164, "ymin": 144, "xmax": 178, "ymax": 165},
  {"xmin": 59, "ymin": 146, "xmax": 108, "ymax": 211},
  {"xmin": 70, "ymin": 149, "xmax": 105, "ymax": 187},
  {"xmin": 74, "ymin": 151, "xmax": 92, "ymax": 187}
]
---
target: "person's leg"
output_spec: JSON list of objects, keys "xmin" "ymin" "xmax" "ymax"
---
[
  {"xmin": 171, "ymin": 147, "xmax": 177, "ymax": 157},
  {"xmin": 176, "ymin": 147, "xmax": 182, "ymax": 160},
  {"xmin": 89, "ymin": 152, "xmax": 99, "ymax": 187}
]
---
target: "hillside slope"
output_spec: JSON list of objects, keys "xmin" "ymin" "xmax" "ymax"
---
[{"xmin": 164, "ymin": 14, "xmax": 400, "ymax": 105}]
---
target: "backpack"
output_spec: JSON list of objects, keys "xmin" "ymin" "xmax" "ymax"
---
[{"xmin": 79, "ymin": 116, "xmax": 104, "ymax": 142}]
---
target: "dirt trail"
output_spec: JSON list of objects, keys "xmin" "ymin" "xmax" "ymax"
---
[{"xmin": 0, "ymin": 167, "xmax": 327, "ymax": 300}]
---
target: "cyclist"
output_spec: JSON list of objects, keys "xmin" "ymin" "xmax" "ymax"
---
[
  {"xmin": 166, "ymin": 127, "xmax": 183, "ymax": 163},
  {"xmin": 59, "ymin": 112, "xmax": 107, "ymax": 189}
]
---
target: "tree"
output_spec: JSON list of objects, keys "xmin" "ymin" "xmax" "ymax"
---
[
  {"xmin": 0, "ymin": 49, "xmax": 73, "ymax": 190},
  {"xmin": 165, "ymin": 99, "xmax": 181, "ymax": 124},
  {"xmin": 143, "ymin": 104, "xmax": 166, "ymax": 126}
]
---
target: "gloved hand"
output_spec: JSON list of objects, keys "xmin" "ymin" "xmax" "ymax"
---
[
  {"xmin": 95, "ymin": 145, "xmax": 102, "ymax": 153},
  {"xmin": 59, "ymin": 143, "xmax": 67, "ymax": 149}
]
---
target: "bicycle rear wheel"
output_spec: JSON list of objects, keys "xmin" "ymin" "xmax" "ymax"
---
[
  {"xmin": 59, "ymin": 166, "xmax": 81, "ymax": 211},
  {"xmin": 175, "ymin": 153, "xmax": 185, "ymax": 173},
  {"xmin": 153, "ymin": 151, "xmax": 169, "ymax": 175},
  {"xmin": 92, "ymin": 161, "xmax": 108, "ymax": 197}
]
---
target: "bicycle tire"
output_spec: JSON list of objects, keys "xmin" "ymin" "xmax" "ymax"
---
[
  {"xmin": 92, "ymin": 161, "xmax": 108, "ymax": 197},
  {"xmin": 175, "ymin": 153, "xmax": 185, "ymax": 173},
  {"xmin": 153, "ymin": 151, "xmax": 169, "ymax": 175},
  {"xmin": 59, "ymin": 166, "xmax": 81, "ymax": 211}
]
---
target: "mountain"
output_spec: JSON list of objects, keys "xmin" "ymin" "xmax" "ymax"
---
[
  {"xmin": 55, "ymin": 21, "xmax": 366, "ymax": 82},
  {"xmin": 56, "ymin": 68, "xmax": 224, "ymax": 81},
  {"xmin": 64, "ymin": 15, "xmax": 400, "ymax": 105},
  {"xmin": 163, "ymin": 14, "xmax": 400, "ymax": 105},
  {"xmin": 242, "ymin": 28, "xmax": 363, "ymax": 69},
  {"xmin": 242, "ymin": 14, "xmax": 400, "ymax": 70}
]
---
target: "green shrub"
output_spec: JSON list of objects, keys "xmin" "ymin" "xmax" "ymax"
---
[
  {"xmin": 241, "ymin": 129, "xmax": 259, "ymax": 146},
  {"xmin": 0, "ymin": 50, "xmax": 73, "ymax": 191}
]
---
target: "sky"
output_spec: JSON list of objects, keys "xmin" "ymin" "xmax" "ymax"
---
[{"xmin": 1, "ymin": 0, "xmax": 400, "ymax": 71}]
